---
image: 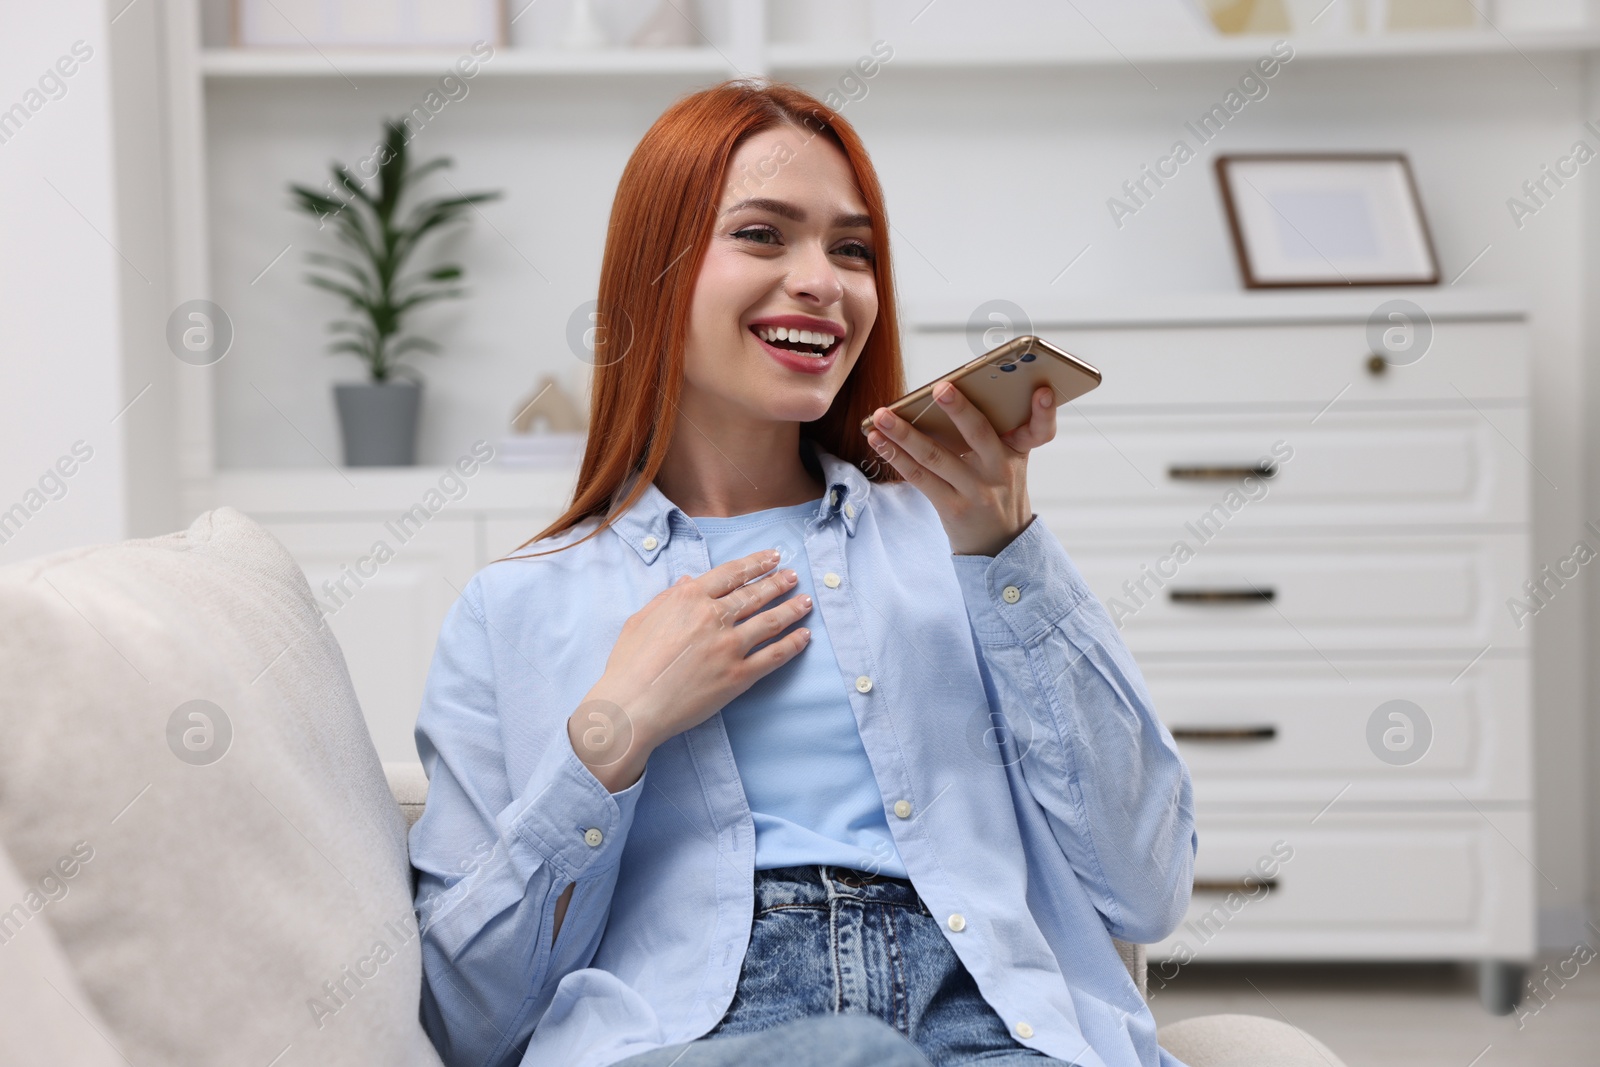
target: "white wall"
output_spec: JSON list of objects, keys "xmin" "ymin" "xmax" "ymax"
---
[{"xmin": 0, "ymin": 2, "xmax": 128, "ymax": 562}]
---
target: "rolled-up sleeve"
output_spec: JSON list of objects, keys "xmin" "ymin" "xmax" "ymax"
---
[
  {"xmin": 410, "ymin": 577, "xmax": 647, "ymax": 1067},
  {"xmin": 951, "ymin": 515, "xmax": 1197, "ymax": 944}
]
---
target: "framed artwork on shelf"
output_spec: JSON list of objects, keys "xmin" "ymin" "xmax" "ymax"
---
[
  {"xmin": 1215, "ymin": 153, "xmax": 1440, "ymax": 288},
  {"xmin": 234, "ymin": 0, "xmax": 506, "ymax": 48}
]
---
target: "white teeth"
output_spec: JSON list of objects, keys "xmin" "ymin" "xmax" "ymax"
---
[{"xmin": 754, "ymin": 325, "xmax": 839, "ymax": 350}]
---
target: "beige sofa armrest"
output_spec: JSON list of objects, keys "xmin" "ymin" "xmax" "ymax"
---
[
  {"xmin": 1157, "ymin": 1013, "xmax": 1349, "ymax": 1067},
  {"xmin": 1113, "ymin": 939, "xmax": 1146, "ymax": 1000},
  {"xmin": 384, "ymin": 762, "xmax": 429, "ymax": 832}
]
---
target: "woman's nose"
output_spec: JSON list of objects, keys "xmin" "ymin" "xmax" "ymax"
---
[{"xmin": 785, "ymin": 242, "xmax": 845, "ymax": 306}]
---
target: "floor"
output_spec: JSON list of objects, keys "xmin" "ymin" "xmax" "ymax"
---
[{"xmin": 1146, "ymin": 953, "xmax": 1600, "ymax": 1067}]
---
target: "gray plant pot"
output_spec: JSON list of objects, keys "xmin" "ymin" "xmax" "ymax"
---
[{"xmin": 334, "ymin": 381, "xmax": 421, "ymax": 467}]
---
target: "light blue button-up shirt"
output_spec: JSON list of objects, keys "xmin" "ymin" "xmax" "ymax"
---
[
  {"xmin": 409, "ymin": 438, "xmax": 1197, "ymax": 1067},
  {"xmin": 692, "ymin": 498, "xmax": 908, "ymax": 880}
]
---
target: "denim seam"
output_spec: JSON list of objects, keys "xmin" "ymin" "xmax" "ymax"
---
[{"xmin": 883, "ymin": 903, "xmax": 911, "ymax": 1037}]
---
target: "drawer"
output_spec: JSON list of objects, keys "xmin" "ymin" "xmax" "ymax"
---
[
  {"xmin": 1143, "ymin": 811, "xmax": 1535, "ymax": 963},
  {"xmin": 1029, "ymin": 408, "xmax": 1528, "ymax": 531},
  {"xmin": 1142, "ymin": 657, "xmax": 1529, "ymax": 804},
  {"xmin": 1056, "ymin": 531, "xmax": 1529, "ymax": 654},
  {"xmin": 905, "ymin": 318, "xmax": 1527, "ymax": 409}
]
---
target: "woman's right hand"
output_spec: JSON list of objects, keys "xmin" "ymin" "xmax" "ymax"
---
[{"xmin": 567, "ymin": 548, "xmax": 814, "ymax": 792}]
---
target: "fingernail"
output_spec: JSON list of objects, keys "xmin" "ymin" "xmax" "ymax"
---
[
  {"xmin": 1041, "ymin": 390, "xmax": 1053, "ymax": 407},
  {"xmin": 936, "ymin": 385, "xmax": 953, "ymax": 404},
  {"xmin": 875, "ymin": 410, "xmax": 894, "ymax": 429}
]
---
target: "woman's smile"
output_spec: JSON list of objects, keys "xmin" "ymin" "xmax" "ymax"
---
[{"xmin": 747, "ymin": 314, "xmax": 846, "ymax": 376}]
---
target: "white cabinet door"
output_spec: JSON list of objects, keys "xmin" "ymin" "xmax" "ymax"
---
[
  {"xmin": 257, "ymin": 516, "xmax": 478, "ymax": 764},
  {"xmin": 904, "ymin": 319, "xmax": 1528, "ymax": 408},
  {"xmin": 483, "ymin": 514, "xmax": 569, "ymax": 566},
  {"xmin": 1057, "ymin": 530, "xmax": 1530, "ymax": 654},
  {"xmin": 1029, "ymin": 408, "xmax": 1530, "ymax": 531},
  {"xmin": 1141, "ymin": 656, "xmax": 1531, "ymax": 805},
  {"xmin": 1143, "ymin": 810, "xmax": 1536, "ymax": 963}
]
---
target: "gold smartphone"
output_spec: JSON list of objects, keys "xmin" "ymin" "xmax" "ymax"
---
[{"xmin": 861, "ymin": 335, "xmax": 1101, "ymax": 455}]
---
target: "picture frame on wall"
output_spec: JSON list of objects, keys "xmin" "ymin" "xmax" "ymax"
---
[
  {"xmin": 234, "ymin": 0, "xmax": 506, "ymax": 48},
  {"xmin": 1215, "ymin": 153, "xmax": 1440, "ymax": 288}
]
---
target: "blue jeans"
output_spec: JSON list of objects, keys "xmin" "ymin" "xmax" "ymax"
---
[{"xmin": 611, "ymin": 865, "xmax": 1077, "ymax": 1067}]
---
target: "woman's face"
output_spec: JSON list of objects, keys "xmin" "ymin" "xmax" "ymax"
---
[{"xmin": 681, "ymin": 124, "xmax": 879, "ymax": 427}]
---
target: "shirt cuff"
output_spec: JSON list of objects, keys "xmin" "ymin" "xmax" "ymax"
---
[
  {"xmin": 950, "ymin": 514, "xmax": 1094, "ymax": 645},
  {"xmin": 497, "ymin": 716, "xmax": 648, "ymax": 883}
]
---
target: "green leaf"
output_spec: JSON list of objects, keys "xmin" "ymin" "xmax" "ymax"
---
[
  {"xmin": 305, "ymin": 274, "xmax": 374, "ymax": 312},
  {"xmin": 391, "ymin": 336, "xmax": 441, "ymax": 356},
  {"xmin": 333, "ymin": 164, "xmax": 375, "ymax": 207},
  {"xmin": 377, "ymin": 120, "xmax": 409, "ymax": 222},
  {"xmin": 406, "ymin": 157, "xmax": 453, "ymax": 187},
  {"xmin": 393, "ymin": 288, "xmax": 464, "ymax": 314},
  {"xmin": 306, "ymin": 252, "xmax": 378, "ymax": 293}
]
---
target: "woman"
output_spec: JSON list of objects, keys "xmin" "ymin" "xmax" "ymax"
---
[{"xmin": 409, "ymin": 80, "xmax": 1196, "ymax": 1067}]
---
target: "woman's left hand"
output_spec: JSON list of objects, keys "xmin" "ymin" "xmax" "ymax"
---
[{"xmin": 864, "ymin": 381, "xmax": 1057, "ymax": 557}]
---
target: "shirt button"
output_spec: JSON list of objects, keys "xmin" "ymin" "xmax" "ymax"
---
[
  {"xmin": 844, "ymin": 503, "xmax": 855, "ymax": 519},
  {"xmin": 1015, "ymin": 1021, "xmax": 1034, "ymax": 1039},
  {"xmin": 855, "ymin": 675, "xmax": 873, "ymax": 693},
  {"xmin": 893, "ymin": 799, "xmax": 912, "ymax": 819},
  {"xmin": 830, "ymin": 488, "xmax": 840, "ymax": 507},
  {"xmin": 583, "ymin": 827, "xmax": 604, "ymax": 847},
  {"xmin": 642, "ymin": 535, "xmax": 658, "ymax": 551},
  {"xmin": 1002, "ymin": 584, "xmax": 1021, "ymax": 604},
  {"xmin": 823, "ymin": 572, "xmax": 841, "ymax": 588},
  {"xmin": 947, "ymin": 913, "xmax": 966, "ymax": 932}
]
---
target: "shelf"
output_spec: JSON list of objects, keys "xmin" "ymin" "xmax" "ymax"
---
[
  {"xmin": 904, "ymin": 287, "xmax": 1528, "ymax": 330},
  {"xmin": 200, "ymin": 46, "xmax": 734, "ymax": 79},
  {"xmin": 212, "ymin": 464, "xmax": 580, "ymax": 515},
  {"xmin": 198, "ymin": 27, "xmax": 1600, "ymax": 83},
  {"xmin": 759, "ymin": 29, "xmax": 1600, "ymax": 74}
]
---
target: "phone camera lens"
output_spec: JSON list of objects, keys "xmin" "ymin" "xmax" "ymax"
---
[
  {"xmin": 999, "ymin": 363, "xmax": 1017, "ymax": 372},
  {"xmin": 1019, "ymin": 352, "xmax": 1036, "ymax": 362}
]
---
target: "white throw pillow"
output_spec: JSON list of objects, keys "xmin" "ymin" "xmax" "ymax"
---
[{"xmin": 0, "ymin": 508, "xmax": 441, "ymax": 1067}]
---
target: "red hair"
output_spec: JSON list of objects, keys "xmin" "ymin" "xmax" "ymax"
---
[{"xmin": 510, "ymin": 79, "xmax": 905, "ymax": 559}]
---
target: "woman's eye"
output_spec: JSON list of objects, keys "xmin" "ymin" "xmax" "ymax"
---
[
  {"xmin": 733, "ymin": 226, "xmax": 780, "ymax": 245},
  {"xmin": 835, "ymin": 241, "xmax": 874, "ymax": 261}
]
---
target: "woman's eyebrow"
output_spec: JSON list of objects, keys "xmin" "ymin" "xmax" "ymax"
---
[{"xmin": 721, "ymin": 196, "xmax": 871, "ymax": 229}]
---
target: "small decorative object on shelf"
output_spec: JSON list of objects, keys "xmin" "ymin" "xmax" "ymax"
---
[
  {"xmin": 1214, "ymin": 153, "xmax": 1440, "ymax": 288},
  {"xmin": 500, "ymin": 374, "xmax": 586, "ymax": 466},
  {"xmin": 1384, "ymin": 0, "xmax": 1481, "ymax": 29},
  {"xmin": 289, "ymin": 120, "xmax": 502, "ymax": 466},
  {"xmin": 630, "ymin": 0, "xmax": 697, "ymax": 48},
  {"xmin": 234, "ymin": 0, "xmax": 505, "ymax": 47},
  {"xmin": 1199, "ymin": 0, "xmax": 1291, "ymax": 34}
]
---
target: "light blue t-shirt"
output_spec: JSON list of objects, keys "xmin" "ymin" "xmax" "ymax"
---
[{"xmin": 690, "ymin": 496, "xmax": 907, "ymax": 879}]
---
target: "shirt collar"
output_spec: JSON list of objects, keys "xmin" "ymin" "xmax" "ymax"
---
[{"xmin": 608, "ymin": 438, "xmax": 871, "ymax": 565}]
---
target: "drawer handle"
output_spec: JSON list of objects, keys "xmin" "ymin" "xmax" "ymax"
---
[
  {"xmin": 1193, "ymin": 877, "xmax": 1279, "ymax": 894},
  {"xmin": 1167, "ymin": 463, "xmax": 1277, "ymax": 481},
  {"xmin": 1168, "ymin": 587, "xmax": 1275, "ymax": 604},
  {"xmin": 1170, "ymin": 726, "xmax": 1277, "ymax": 743}
]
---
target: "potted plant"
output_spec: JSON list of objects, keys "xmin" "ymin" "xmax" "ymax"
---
[{"xmin": 290, "ymin": 120, "xmax": 501, "ymax": 466}]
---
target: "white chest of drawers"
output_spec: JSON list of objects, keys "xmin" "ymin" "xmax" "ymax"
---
[{"xmin": 906, "ymin": 290, "xmax": 1535, "ymax": 1006}]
